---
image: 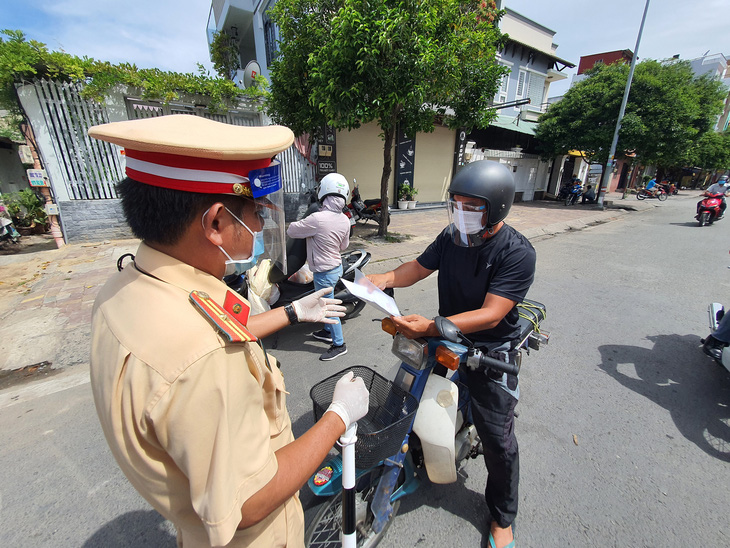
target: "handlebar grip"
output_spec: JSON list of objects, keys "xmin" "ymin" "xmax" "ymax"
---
[{"xmin": 479, "ymin": 354, "xmax": 521, "ymax": 376}]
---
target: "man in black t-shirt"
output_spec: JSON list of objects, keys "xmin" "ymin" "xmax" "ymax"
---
[{"xmin": 368, "ymin": 161, "xmax": 535, "ymax": 548}]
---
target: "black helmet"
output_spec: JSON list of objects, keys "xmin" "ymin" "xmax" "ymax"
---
[{"xmin": 448, "ymin": 160, "xmax": 515, "ymax": 228}]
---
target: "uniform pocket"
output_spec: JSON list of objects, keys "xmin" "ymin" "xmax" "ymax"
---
[{"xmin": 262, "ymin": 360, "xmax": 288, "ymax": 435}]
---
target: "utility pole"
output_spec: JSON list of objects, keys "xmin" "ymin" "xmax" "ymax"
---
[{"xmin": 596, "ymin": 0, "xmax": 651, "ymax": 207}]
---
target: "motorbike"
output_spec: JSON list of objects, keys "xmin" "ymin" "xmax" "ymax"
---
[
  {"xmin": 564, "ymin": 183, "xmax": 582, "ymax": 206},
  {"xmin": 348, "ymin": 181, "xmax": 390, "ymax": 226},
  {"xmin": 302, "ymin": 299, "xmax": 548, "ymax": 546},
  {"xmin": 636, "ymin": 186, "xmax": 668, "ymax": 201},
  {"xmin": 0, "ymin": 217, "xmax": 21, "ymax": 245},
  {"xmin": 659, "ymin": 182, "xmax": 678, "ymax": 196},
  {"xmin": 702, "ymin": 303, "xmax": 730, "ymax": 373},
  {"xmin": 695, "ymin": 192, "xmax": 724, "ymax": 227}
]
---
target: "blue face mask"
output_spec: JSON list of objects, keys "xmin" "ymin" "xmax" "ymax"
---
[{"xmin": 203, "ymin": 206, "xmax": 266, "ymax": 278}]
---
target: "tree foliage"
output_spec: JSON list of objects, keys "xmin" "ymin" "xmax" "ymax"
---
[
  {"xmin": 210, "ymin": 31, "xmax": 241, "ymax": 79},
  {"xmin": 0, "ymin": 29, "xmax": 265, "ymax": 140},
  {"xmin": 687, "ymin": 130, "xmax": 730, "ymax": 170},
  {"xmin": 267, "ymin": 0, "xmax": 507, "ymax": 235},
  {"xmin": 535, "ymin": 60, "xmax": 727, "ymax": 170}
]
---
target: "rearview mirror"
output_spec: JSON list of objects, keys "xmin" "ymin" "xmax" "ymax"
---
[{"xmin": 434, "ymin": 316, "xmax": 461, "ymax": 343}]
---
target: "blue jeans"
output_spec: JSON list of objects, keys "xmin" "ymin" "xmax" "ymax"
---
[{"xmin": 313, "ymin": 265, "xmax": 344, "ymax": 346}]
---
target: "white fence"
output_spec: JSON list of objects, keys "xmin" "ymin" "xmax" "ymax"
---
[
  {"xmin": 34, "ymin": 79, "xmax": 124, "ymax": 200},
  {"xmin": 29, "ymin": 80, "xmax": 315, "ymax": 200}
]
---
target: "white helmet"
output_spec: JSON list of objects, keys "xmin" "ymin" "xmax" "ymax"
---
[{"xmin": 318, "ymin": 173, "xmax": 350, "ymax": 201}]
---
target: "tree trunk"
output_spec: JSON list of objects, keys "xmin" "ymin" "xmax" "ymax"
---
[{"xmin": 378, "ymin": 126, "xmax": 395, "ymax": 237}]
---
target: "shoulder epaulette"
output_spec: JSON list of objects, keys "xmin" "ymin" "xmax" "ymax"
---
[{"xmin": 190, "ymin": 290, "xmax": 257, "ymax": 343}]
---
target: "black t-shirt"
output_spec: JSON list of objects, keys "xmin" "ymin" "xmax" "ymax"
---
[{"xmin": 417, "ymin": 224, "xmax": 536, "ymax": 344}]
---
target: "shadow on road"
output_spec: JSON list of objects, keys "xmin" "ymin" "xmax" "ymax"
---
[
  {"xmin": 598, "ymin": 334, "xmax": 730, "ymax": 462},
  {"xmin": 83, "ymin": 510, "xmax": 176, "ymax": 547}
]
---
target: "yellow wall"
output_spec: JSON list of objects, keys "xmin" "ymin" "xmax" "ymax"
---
[
  {"xmin": 336, "ymin": 122, "xmax": 395, "ymax": 203},
  {"xmin": 337, "ymin": 122, "xmax": 456, "ymax": 205},
  {"xmin": 413, "ymin": 126, "xmax": 456, "ymax": 202}
]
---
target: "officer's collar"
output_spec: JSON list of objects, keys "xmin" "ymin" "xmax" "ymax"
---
[{"xmin": 133, "ymin": 242, "xmax": 229, "ymax": 303}]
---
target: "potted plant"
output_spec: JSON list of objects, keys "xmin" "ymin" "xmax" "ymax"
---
[
  {"xmin": 407, "ymin": 186, "xmax": 418, "ymax": 209},
  {"xmin": 5, "ymin": 189, "xmax": 48, "ymax": 235},
  {"xmin": 397, "ymin": 184, "xmax": 410, "ymax": 209}
]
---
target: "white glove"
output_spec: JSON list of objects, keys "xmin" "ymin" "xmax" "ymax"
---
[
  {"xmin": 326, "ymin": 371, "xmax": 370, "ymax": 430},
  {"xmin": 292, "ymin": 287, "xmax": 346, "ymax": 324}
]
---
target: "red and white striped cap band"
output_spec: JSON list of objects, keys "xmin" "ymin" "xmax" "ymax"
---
[{"xmin": 124, "ymin": 149, "xmax": 271, "ymax": 195}]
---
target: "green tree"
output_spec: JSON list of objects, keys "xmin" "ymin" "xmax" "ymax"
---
[
  {"xmin": 267, "ymin": 0, "xmax": 506, "ymax": 235},
  {"xmin": 535, "ymin": 60, "xmax": 726, "ymax": 174},
  {"xmin": 0, "ymin": 29, "xmax": 265, "ymax": 140},
  {"xmin": 210, "ymin": 31, "xmax": 241, "ymax": 79},
  {"xmin": 687, "ymin": 130, "xmax": 730, "ymax": 171}
]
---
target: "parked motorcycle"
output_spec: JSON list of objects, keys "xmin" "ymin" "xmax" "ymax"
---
[
  {"xmin": 0, "ymin": 217, "xmax": 20, "ymax": 246},
  {"xmin": 695, "ymin": 192, "xmax": 724, "ymax": 227},
  {"xmin": 702, "ymin": 302, "xmax": 730, "ymax": 372},
  {"xmin": 348, "ymin": 181, "xmax": 390, "ymax": 226},
  {"xmin": 636, "ymin": 187, "xmax": 668, "ymax": 201},
  {"xmin": 302, "ymin": 299, "xmax": 548, "ymax": 546},
  {"xmin": 564, "ymin": 183, "xmax": 582, "ymax": 206}
]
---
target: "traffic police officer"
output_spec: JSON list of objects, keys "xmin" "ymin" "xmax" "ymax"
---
[{"xmin": 88, "ymin": 115, "xmax": 369, "ymax": 547}]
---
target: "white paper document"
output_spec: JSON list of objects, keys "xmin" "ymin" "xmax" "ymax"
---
[{"xmin": 340, "ymin": 268, "xmax": 402, "ymax": 317}]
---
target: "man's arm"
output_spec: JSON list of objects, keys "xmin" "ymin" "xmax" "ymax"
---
[
  {"xmin": 391, "ymin": 293, "xmax": 516, "ymax": 339},
  {"xmin": 246, "ymin": 307, "xmax": 291, "ymax": 338},
  {"xmin": 366, "ymin": 259, "xmax": 434, "ymax": 290},
  {"xmin": 286, "ymin": 215, "xmax": 319, "ymax": 239},
  {"xmin": 238, "ymin": 412, "xmax": 344, "ymax": 528}
]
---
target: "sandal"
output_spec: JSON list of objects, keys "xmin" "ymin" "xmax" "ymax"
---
[{"xmin": 487, "ymin": 523, "xmax": 515, "ymax": 548}]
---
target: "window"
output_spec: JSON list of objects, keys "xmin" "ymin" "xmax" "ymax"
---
[
  {"xmin": 263, "ymin": 11, "xmax": 277, "ymax": 65},
  {"xmin": 516, "ymin": 69, "xmax": 528, "ymax": 99},
  {"xmin": 495, "ymin": 73, "xmax": 509, "ymax": 104}
]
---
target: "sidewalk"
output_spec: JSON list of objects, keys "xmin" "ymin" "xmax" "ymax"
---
[{"xmin": 0, "ymin": 192, "xmax": 651, "ymax": 373}]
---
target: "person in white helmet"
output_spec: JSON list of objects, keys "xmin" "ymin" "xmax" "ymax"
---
[
  {"xmin": 287, "ymin": 173, "xmax": 352, "ymax": 360},
  {"xmin": 702, "ymin": 175, "xmax": 729, "ymax": 218}
]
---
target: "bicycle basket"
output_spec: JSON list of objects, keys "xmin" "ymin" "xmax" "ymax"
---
[{"xmin": 310, "ymin": 366, "xmax": 419, "ymax": 469}]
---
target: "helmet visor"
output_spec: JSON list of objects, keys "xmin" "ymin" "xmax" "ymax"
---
[
  {"xmin": 447, "ymin": 198, "xmax": 489, "ymax": 247},
  {"xmin": 254, "ymin": 191, "xmax": 286, "ymax": 275}
]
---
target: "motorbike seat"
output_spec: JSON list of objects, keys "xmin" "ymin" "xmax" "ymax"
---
[
  {"xmin": 514, "ymin": 299, "xmax": 546, "ymax": 345},
  {"xmin": 363, "ymin": 198, "xmax": 381, "ymax": 207}
]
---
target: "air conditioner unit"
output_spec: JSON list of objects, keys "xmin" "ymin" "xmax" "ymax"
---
[
  {"xmin": 519, "ymin": 109, "xmax": 541, "ymax": 122},
  {"xmin": 18, "ymin": 145, "xmax": 34, "ymax": 165}
]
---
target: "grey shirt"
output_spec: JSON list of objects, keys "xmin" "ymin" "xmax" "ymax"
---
[
  {"xmin": 286, "ymin": 197, "xmax": 350, "ymax": 272},
  {"xmin": 706, "ymin": 183, "xmax": 728, "ymax": 195}
]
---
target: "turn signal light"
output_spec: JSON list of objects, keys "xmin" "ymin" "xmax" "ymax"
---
[
  {"xmin": 435, "ymin": 346, "xmax": 460, "ymax": 371},
  {"xmin": 381, "ymin": 318, "xmax": 397, "ymax": 336}
]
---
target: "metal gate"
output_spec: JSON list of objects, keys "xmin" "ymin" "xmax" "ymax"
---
[
  {"xmin": 33, "ymin": 79, "xmax": 124, "ymax": 199},
  {"xmin": 31, "ymin": 80, "xmax": 314, "ymax": 199}
]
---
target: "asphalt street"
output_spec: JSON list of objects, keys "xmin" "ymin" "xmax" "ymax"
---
[{"xmin": 1, "ymin": 193, "xmax": 729, "ymax": 547}]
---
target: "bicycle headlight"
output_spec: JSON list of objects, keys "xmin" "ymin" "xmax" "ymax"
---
[{"xmin": 391, "ymin": 333, "xmax": 428, "ymax": 369}]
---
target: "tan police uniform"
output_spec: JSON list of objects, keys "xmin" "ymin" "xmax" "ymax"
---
[
  {"xmin": 91, "ymin": 243, "xmax": 304, "ymax": 547},
  {"xmin": 87, "ymin": 115, "xmax": 302, "ymax": 547}
]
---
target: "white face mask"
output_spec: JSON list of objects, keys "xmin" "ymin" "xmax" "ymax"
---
[
  {"xmin": 453, "ymin": 209, "xmax": 486, "ymax": 235},
  {"xmin": 202, "ymin": 206, "xmax": 265, "ymax": 278}
]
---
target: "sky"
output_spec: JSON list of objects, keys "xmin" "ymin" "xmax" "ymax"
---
[{"xmin": 1, "ymin": 0, "xmax": 727, "ymax": 96}]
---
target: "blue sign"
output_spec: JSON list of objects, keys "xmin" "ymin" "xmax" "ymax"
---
[{"xmin": 248, "ymin": 163, "xmax": 282, "ymax": 198}]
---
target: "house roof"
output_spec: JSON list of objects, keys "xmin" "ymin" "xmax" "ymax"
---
[
  {"xmin": 490, "ymin": 115, "xmax": 537, "ymax": 136},
  {"xmin": 506, "ymin": 38, "xmax": 576, "ymax": 69}
]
